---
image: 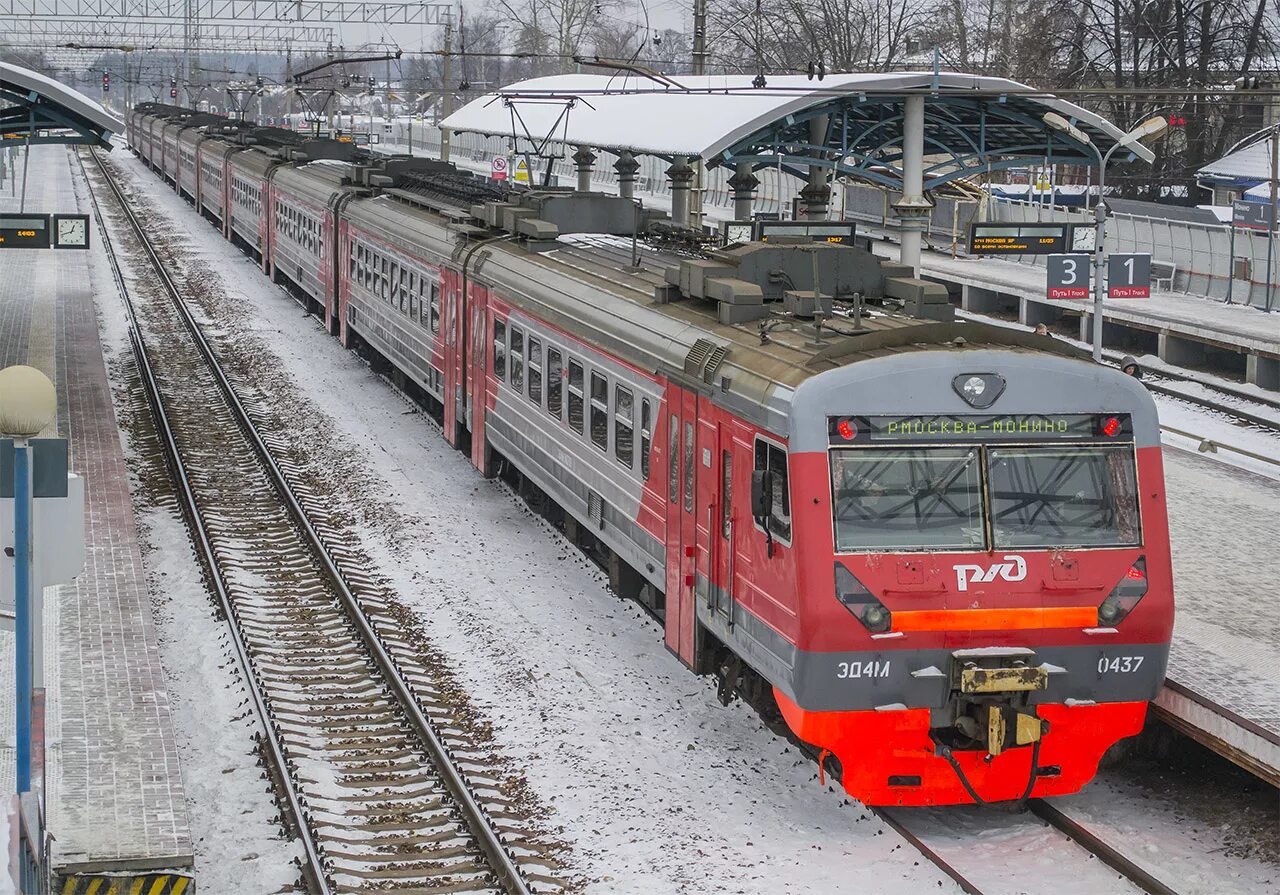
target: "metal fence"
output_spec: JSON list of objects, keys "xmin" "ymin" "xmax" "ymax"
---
[{"xmin": 842, "ymin": 181, "xmax": 1279, "ymax": 310}]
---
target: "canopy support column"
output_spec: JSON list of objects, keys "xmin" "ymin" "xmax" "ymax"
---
[
  {"xmin": 802, "ymin": 115, "xmax": 831, "ymax": 220},
  {"xmin": 893, "ymin": 95, "xmax": 932, "ymax": 276},
  {"xmin": 615, "ymin": 151, "xmax": 640, "ymax": 199},
  {"xmin": 729, "ymin": 160, "xmax": 758, "ymax": 221},
  {"xmin": 668, "ymin": 156, "xmax": 694, "ymax": 227},
  {"xmin": 573, "ymin": 145, "xmax": 596, "ymax": 192}
]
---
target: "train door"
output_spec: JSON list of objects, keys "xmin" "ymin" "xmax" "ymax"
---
[
  {"xmin": 695, "ymin": 411, "xmax": 721, "ymax": 622},
  {"xmin": 442, "ymin": 276, "xmax": 458, "ymax": 445},
  {"xmin": 442, "ymin": 273, "xmax": 467, "ymax": 448},
  {"xmin": 468, "ymin": 285, "xmax": 491, "ymax": 473},
  {"xmin": 664, "ymin": 387, "xmax": 699, "ymax": 667}
]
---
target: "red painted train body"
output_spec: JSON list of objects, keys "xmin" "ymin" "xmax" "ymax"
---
[{"xmin": 125, "ymin": 105, "xmax": 1175, "ymax": 807}]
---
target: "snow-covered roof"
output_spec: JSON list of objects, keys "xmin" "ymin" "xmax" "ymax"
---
[
  {"xmin": 442, "ymin": 73, "xmax": 1154, "ymax": 174},
  {"xmin": 0, "ymin": 60, "xmax": 123, "ymax": 145},
  {"xmin": 1198, "ymin": 134, "xmax": 1273, "ymax": 186}
]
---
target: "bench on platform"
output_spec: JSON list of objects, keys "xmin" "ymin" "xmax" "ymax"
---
[{"xmin": 1152, "ymin": 259, "xmax": 1176, "ymax": 292}]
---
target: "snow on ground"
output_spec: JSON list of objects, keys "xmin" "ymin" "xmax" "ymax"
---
[
  {"xmin": 101, "ymin": 153, "xmax": 956, "ymax": 891},
  {"xmin": 1060, "ymin": 767, "xmax": 1278, "ymax": 895},
  {"xmin": 79, "ymin": 154, "xmax": 304, "ymax": 891}
]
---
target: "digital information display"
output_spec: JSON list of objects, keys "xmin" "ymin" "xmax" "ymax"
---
[
  {"xmin": 759, "ymin": 221, "xmax": 858, "ymax": 245},
  {"xmin": 721, "ymin": 219, "xmax": 859, "ymax": 246},
  {"xmin": 827, "ymin": 413, "xmax": 1133, "ymax": 444},
  {"xmin": 968, "ymin": 223, "xmax": 1068, "ymax": 255},
  {"xmin": 0, "ymin": 214, "xmax": 50, "ymax": 249}
]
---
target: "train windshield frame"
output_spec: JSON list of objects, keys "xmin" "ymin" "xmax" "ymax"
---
[{"xmin": 829, "ymin": 440, "xmax": 1142, "ymax": 553}]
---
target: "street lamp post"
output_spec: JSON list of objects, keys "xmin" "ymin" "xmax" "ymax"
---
[
  {"xmin": 1043, "ymin": 113, "xmax": 1167, "ymax": 362},
  {"xmin": 0, "ymin": 366, "xmax": 57, "ymax": 799}
]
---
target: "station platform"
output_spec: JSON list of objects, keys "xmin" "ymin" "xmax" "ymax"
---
[
  {"xmin": 931, "ymin": 251, "xmax": 1280, "ymax": 391},
  {"xmin": 1155, "ymin": 443, "xmax": 1280, "ymax": 788},
  {"xmin": 0, "ymin": 144, "xmax": 194, "ymax": 885}
]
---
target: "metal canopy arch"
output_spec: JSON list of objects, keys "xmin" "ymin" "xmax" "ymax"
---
[
  {"xmin": 716, "ymin": 92, "xmax": 1142, "ymax": 190},
  {"xmin": 443, "ymin": 73, "xmax": 1153, "ymax": 188},
  {"xmin": 0, "ymin": 61, "xmax": 122, "ymax": 148}
]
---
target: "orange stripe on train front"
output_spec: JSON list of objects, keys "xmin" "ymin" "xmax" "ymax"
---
[{"xmin": 892, "ymin": 606, "xmax": 1098, "ymax": 632}]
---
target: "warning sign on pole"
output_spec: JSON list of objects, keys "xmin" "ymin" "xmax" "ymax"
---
[
  {"xmin": 491, "ymin": 156, "xmax": 508, "ymax": 181},
  {"xmin": 514, "ymin": 157, "xmax": 530, "ymax": 185}
]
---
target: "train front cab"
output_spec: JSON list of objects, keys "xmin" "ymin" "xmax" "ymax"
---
[{"xmin": 766, "ymin": 349, "xmax": 1173, "ymax": 806}]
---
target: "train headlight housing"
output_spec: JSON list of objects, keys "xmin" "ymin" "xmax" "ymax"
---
[
  {"xmin": 1097, "ymin": 557, "xmax": 1148, "ymax": 625},
  {"xmin": 835, "ymin": 563, "xmax": 892, "ymax": 633}
]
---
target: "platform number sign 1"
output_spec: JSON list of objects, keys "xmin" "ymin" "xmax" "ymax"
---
[
  {"xmin": 1107, "ymin": 253, "xmax": 1152, "ymax": 298},
  {"xmin": 1046, "ymin": 254, "xmax": 1091, "ymax": 299}
]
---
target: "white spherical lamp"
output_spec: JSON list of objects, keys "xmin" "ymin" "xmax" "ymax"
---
[{"xmin": 0, "ymin": 366, "xmax": 57, "ymax": 439}]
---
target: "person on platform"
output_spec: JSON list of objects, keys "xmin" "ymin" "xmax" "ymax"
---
[
  {"xmin": 1033, "ymin": 323, "xmax": 1051, "ymax": 337},
  {"xmin": 1121, "ymin": 356, "xmax": 1143, "ymax": 380}
]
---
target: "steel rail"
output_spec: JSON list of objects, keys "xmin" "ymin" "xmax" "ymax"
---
[
  {"xmin": 75, "ymin": 150, "xmax": 331, "ymax": 893},
  {"xmin": 1028, "ymin": 800, "xmax": 1183, "ymax": 895},
  {"xmin": 85, "ymin": 146, "xmax": 535, "ymax": 895},
  {"xmin": 874, "ymin": 808, "xmax": 986, "ymax": 895}
]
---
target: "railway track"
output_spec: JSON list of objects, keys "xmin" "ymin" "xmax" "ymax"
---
[
  {"xmin": 876, "ymin": 800, "xmax": 1185, "ymax": 895},
  {"xmin": 80, "ymin": 149, "xmax": 568, "ymax": 894}
]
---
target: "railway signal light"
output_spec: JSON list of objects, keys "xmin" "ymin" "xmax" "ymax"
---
[
  {"xmin": 170, "ymin": 76, "xmax": 177, "ymax": 99},
  {"xmin": 1168, "ymin": 114, "xmax": 1186, "ymax": 127},
  {"xmin": 102, "ymin": 71, "xmax": 109, "ymax": 92}
]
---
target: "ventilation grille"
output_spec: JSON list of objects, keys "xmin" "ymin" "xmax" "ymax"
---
[
  {"xmin": 701, "ymin": 344, "xmax": 729, "ymax": 383},
  {"xmin": 684, "ymin": 338, "xmax": 729, "ymax": 383},
  {"xmin": 587, "ymin": 490, "xmax": 604, "ymax": 529}
]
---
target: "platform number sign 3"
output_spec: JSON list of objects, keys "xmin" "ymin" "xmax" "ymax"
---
[
  {"xmin": 1107, "ymin": 253, "xmax": 1151, "ymax": 298},
  {"xmin": 1046, "ymin": 253, "xmax": 1091, "ymax": 299}
]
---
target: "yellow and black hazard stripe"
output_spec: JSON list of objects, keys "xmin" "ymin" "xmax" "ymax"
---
[{"xmin": 57, "ymin": 872, "xmax": 194, "ymax": 895}]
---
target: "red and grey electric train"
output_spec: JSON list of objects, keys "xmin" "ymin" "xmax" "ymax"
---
[{"xmin": 126, "ymin": 104, "xmax": 1174, "ymax": 807}]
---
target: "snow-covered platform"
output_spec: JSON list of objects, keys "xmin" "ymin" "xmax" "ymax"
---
[
  {"xmin": 1157, "ymin": 450, "xmax": 1280, "ymax": 788},
  {"xmin": 927, "ymin": 251, "xmax": 1280, "ymax": 390},
  {"xmin": 0, "ymin": 145, "xmax": 194, "ymax": 886}
]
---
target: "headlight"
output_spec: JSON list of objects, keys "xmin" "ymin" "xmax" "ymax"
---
[{"xmin": 1097, "ymin": 557, "xmax": 1148, "ymax": 625}]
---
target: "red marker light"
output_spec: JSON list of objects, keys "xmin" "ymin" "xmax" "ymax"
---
[
  {"xmin": 1102, "ymin": 416, "xmax": 1121, "ymax": 437},
  {"xmin": 837, "ymin": 418, "xmax": 856, "ymax": 440},
  {"xmin": 1126, "ymin": 565, "xmax": 1145, "ymax": 580}
]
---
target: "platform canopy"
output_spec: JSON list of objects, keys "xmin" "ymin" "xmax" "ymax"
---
[
  {"xmin": 0, "ymin": 61, "xmax": 123, "ymax": 149},
  {"xmin": 442, "ymin": 73, "xmax": 1154, "ymax": 190}
]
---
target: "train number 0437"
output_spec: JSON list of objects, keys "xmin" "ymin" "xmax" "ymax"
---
[{"xmin": 1097, "ymin": 656, "xmax": 1144, "ymax": 674}]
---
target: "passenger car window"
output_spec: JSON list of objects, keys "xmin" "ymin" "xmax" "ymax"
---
[
  {"xmin": 492, "ymin": 319, "xmax": 506, "ymax": 381},
  {"xmin": 510, "ymin": 326, "xmax": 524, "ymax": 390},
  {"xmin": 614, "ymin": 386, "xmax": 633, "ymax": 467},
  {"xmin": 568, "ymin": 361, "xmax": 584, "ymax": 434},
  {"xmin": 589, "ymin": 372, "xmax": 608, "ymax": 452},
  {"xmin": 640, "ymin": 399, "xmax": 652, "ymax": 481},
  {"xmin": 528, "ymin": 336, "xmax": 543, "ymax": 405},
  {"xmin": 547, "ymin": 348, "xmax": 563, "ymax": 418}
]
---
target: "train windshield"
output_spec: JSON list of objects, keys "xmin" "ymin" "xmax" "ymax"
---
[
  {"xmin": 830, "ymin": 444, "xmax": 1140, "ymax": 552},
  {"xmin": 986, "ymin": 445, "xmax": 1140, "ymax": 548},
  {"xmin": 830, "ymin": 448, "xmax": 986, "ymax": 551}
]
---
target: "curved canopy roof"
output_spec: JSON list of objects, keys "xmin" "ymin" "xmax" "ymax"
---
[
  {"xmin": 443, "ymin": 73, "xmax": 1152, "ymax": 190},
  {"xmin": 0, "ymin": 61, "xmax": 123, "ymax": 148}
]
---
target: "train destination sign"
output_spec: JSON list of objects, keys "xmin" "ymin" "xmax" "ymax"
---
[
  {"xmin": 0, "ymin": 213, "xmax": 50, "ymax": 249},
  {"xmin": 968, "ymin": 222, "xmax": 1069, "ymax": 255},
  {"xmin": 828, "ymin": 413, "xmax": 1133, "ymax": 444}
]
